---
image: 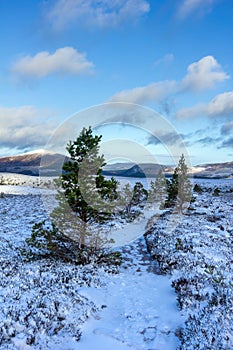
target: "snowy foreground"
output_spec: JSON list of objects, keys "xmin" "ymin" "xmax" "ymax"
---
[
  {"xmin": 0, "ymin": 175, "xmax": 232, "ymax": 349},
  {"xmin": 145, "ymin": 181, "xmax": 233, "ymax": 349}
]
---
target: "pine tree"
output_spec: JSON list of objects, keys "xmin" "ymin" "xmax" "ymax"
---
[
  {"xmin": 120, "ymin": 181, "xmax": 147, "ymax": 214},
  {"xmin": 25, "ymin": 127, "xmax": 119, "ymax": 264},
  {"xmin": 131, "ymin": 182, "xmax": 148, "ymax": 207},
  {"xmin": 166, "ymin": 154, "xmax": 192, "ymax": 213},
  {"xmin": 121, "ymin": 183, "xmax": 133, "ymax": 214},
  {"xmin": 148, "ymin": 169, "xmax": 168, "ymax": 209},
  {"xmin": 53, "ymin": 126, "xmax": 118, "ymax": 247}
]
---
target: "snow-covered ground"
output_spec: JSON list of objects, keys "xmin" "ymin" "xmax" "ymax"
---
[
  {"xmin": 77, "ymin": 239, "xmax": 183, "ymax": 350},
  {"xmin": 145, "ymin": 180, "xmax": 233, "ymax": 349},
  {"xmin": 0, "ymin": 173, "xmax": 55, "ymax": 189},
  {"xmin": 0, "ymin": 175, "xmax": 232, "ymax": 349},
  {"xmin": 0, "ymin": 181, "xmax": 182, "ymax": 349}
]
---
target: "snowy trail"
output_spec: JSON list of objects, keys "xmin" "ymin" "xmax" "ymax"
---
[
  {"xmin": 109, "ymin": 208, "xmax": 160, "ymax": 247},
  {"xmin": 76, "ymin": 237, "xmax": 183, "ymax": 350},
  {"xmin": 1, "ymin": 181, "xmax": 232, "ymax": 349},
  {"xmin": 0, "ymin": 187, "xmax": 182, "ymax": 350}
]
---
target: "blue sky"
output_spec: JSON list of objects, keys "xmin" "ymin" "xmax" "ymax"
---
[{"xmin": 0, "ymin": 0, "xmax": 232, "ymax": 165}]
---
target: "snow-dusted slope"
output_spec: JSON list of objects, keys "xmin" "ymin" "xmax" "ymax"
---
[
  {"xmin": 145, "ymin": 180, "xmax": 233, "ymax": 349},
  {"xmin": 0, "ymin": 173, "xmax": 56, "ymax": 190},
  {"xmin": 0, "ymin": 150, "xmax": 66, "ymax": 176},
  {"xmin": 0, "ymin": 186, "xmax": 183, "ymax": 349},
  {"xmin": 0, "ymin": 179, "xmax": 232, "ymax": 349}
]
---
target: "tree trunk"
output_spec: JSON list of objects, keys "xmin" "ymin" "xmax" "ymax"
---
[{"xmin": 80, "ymin": 214, "xmax": 86, "ymax": 248}]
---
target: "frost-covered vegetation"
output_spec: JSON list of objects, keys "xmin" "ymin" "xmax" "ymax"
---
[
  {"xmin": 0, "ymin": 192, "xmax": 121, "ymax": 349},
  {"xmin": 0, "ymin": 173, "xmax": 55, "ymax": 189},
  {"xmin": 0, "ymin": 190, "xmax": 182, "ymax": 349},
  {"xmin": 145, "ymin": 182, "xmax": 233, "ymax": 349},
  {"xmin": 0, "ymin": 173, "xmax": 232, "ymax": 348},
  {"xmin": 0, "ymin": 127, "xmax": 232, "ymax": 348}
]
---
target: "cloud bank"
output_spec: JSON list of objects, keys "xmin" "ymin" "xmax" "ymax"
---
[
  {"xmin": 110, "ymin": 56, "xmax": 228, "ymax": 104},
  {"xmin": 46, "ymin": 0, "xmax": 150, "ymax": 30},
  {"xmin": 11, "ymin": 47, "xmax": 94, "ymax": 80},
  {"xmin": 176, "ymin": 91, "xmax": 233, "ymax": 119},
  {"xmin": 221, "ymin": 121, "xmax": 233, "ymax": 136},
  {"xmin": 147, "ymin": 131, "xmax": 185, "ymax": 147},
  {"xmin": 110, "ymin": 81, "xmax": 177, "ymax": 104},
  {"xmin": 0, "ymin": 106, "xmax": 55, "ymax": 152}
]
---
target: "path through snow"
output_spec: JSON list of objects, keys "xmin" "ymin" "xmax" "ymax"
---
[
  {"xmin": 77, "ymin": 237, "xmax": 183, "ymax": 350},
  {"xmin": 0, "ymin": 185, "xmax": 184, "ymax": 349}
]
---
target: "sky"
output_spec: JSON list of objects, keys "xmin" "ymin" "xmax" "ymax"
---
[{"xmin": 0, "ymin": 0, "xmax": 233, "ymax": 165}]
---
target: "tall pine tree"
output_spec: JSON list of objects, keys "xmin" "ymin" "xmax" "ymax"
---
[
  {"xmin": 25, "ymin": 127, "xmax": 120, "ymax": 264},
  {"xmin": 166, "ymin": 154, "xmax": 192, "ymax": 213},
  {"xmin": 148, "ymin": 169, "xmax": 168, "ymax": 209},
  {"xmin": 52, "ymin": 126, "xmax": 118, "ymax": 248}
]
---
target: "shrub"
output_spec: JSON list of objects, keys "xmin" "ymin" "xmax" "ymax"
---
[
  {"xmin": 213, "ymin": 187, "xmax": 220, "ymax": 196},
  {"xmin": 193, "ymin": 183, "xmax": 203, "ymax": 194},
  {"xmin": 25, "ymin": 221, "xmax": 122, "ymax": 266}
]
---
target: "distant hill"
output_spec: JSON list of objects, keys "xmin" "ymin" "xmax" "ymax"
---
[
  {"xmin": 103, "ymin": 161, "xmax": 233, "ymax": 179},
  {"xmin": 0, "ymin": 151, "xmax": 232, "ymax": 178},
  {"xmin": 0, "ymin": 150, "xmax": 68, "ymax": 176},
  {"xmin": 103, "ymin": 163, "xmax": 173, "ymax": 177},
  {"xmin": 191, "ymin": 161, "xmax": 233, "ymax": 179}
]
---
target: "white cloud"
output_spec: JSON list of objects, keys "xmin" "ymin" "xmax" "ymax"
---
[
  {"xmin": 177, "ymin": 0, "xmax": 215, "ymax": 19},
  {"xmin": 11, "ymin": 47, "xmax": 94, "ymax": 80},
  {"xmin": 206, "ymin": 91, "xmax": 233, "ymax": 116},
  {"xmin": 0, "ymin": 106, "xmax": 56, "ymax": 151},
  {"xmin": 181, "ymin": 56, "xmax": 229, "ymax": 91},
  {"xmin": 110, "ymin": 81, "xmax": 177, "ymax": 104},
  {"xmin": 175, "ymin": 104, "xmax": 205, "ymax": 120},
  {"xmin": 110, "ymin": 56, "xmax": 229, "ymax": 104},
  {"xmin": 176, "ymin": 91, "xmax": 233, "ymax": 119},
  {"xmin": 153, "ymin": 53, "xmax": 174, "ymax": 67},
  {"xmin": 46, "ymin": 0, "xmax": 150, "ymax": 30}
]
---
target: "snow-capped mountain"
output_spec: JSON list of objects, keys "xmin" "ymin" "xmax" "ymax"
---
[{"xmin": 0, "ymin": 150, "xmax": 68, "ymax": 176}]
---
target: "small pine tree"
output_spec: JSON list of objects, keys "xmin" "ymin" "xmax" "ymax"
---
[
  {"xmin": 120, "ymin": 181, "xmax": 148, "ymax": 214},
  {"xmin": 131, "ymin": 182, "xmax": 148, "ymax": 207},
  {"xmin": 213, "ymin": 187, "xmax": 220, "ymax": 196},
  {"xmin": 26, "ymin": 127, "xmax": 119, "ymax": 264},
  {"xmin": 121, "ymin": 183, "xmax": 134, "ymax": 214},
  {"xmin": 193, "ymin": 183, "xmax": 203, "ymax": 194},
  {"xmin": 148, "ymin": 169, "xmax": 168, "ymax": 209},
  {"xmin": 53, "ymin": 126, "xmax": 118, "ymax": 247},
  {"xmin": 166, "ymin": 154, "xmax": 192, "ymax": 213}
]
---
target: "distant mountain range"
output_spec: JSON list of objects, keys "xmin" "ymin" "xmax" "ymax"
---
[
  {"xmin": 103, "ymin": 162, "xmax": 233, "ymax": 179},
  {"xmin": 103, "ymin": 163, "xmax": 173, "ymax": 177},
  {"xmin": 0, "ymin": 150, "xmax": 232, "ymax": 179}
]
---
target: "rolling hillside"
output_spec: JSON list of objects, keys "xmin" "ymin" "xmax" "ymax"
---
[
  {"xmin": 0, "ymin": 150, "xmax": 68, "ymax": 176},
  {"xmin": 0, "ymin": 151, "xmax": 232, "ymax": 178}
]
